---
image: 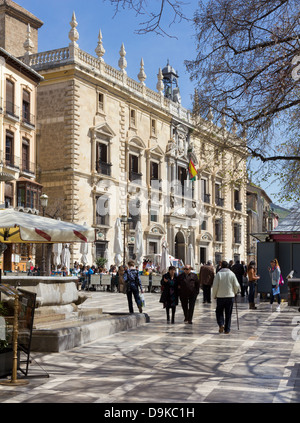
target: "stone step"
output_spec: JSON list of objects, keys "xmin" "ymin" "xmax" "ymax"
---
[
  {"xmin": 33, "ymin": 308, "xmax": 105, "ymax": 330},
  {"xmin": 33, "ymin": 314, "xmax": 66, "ymax": 327},
  {"xmin": 31, "ymin": 313, "xmax": 150, "ymax": 352}
]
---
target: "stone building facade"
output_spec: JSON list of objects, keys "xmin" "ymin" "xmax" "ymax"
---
[
  {"xmin": 19, "ymin": 11, "xmax": 247, "ymax": 269},
  {"xmin": 5, "ymin": 5, "xmax": 248, "ymax": 269},
  {"xmin": 247, "ymin": 183, "xmax": 279, "ymax": 263},
  {"xmin": 0, "ymin": 43, "xmax": 43, "ymax": 270}
]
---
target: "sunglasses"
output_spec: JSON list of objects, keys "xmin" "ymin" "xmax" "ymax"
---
[{"xmin": 184, "ymin": 267, "xmax": 190, "ymax": 270}]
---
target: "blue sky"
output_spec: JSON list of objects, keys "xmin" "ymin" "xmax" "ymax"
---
[{"xmin": 17, "ymin": 0, "xmax": 198, "ymax": 109}]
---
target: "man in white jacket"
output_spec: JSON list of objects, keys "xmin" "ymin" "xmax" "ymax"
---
[{"xmin": 212, "ymin": 261, "xmax": 240, "ymax": 334}]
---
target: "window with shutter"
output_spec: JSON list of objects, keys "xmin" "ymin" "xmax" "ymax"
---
[{"xmin": 6, "ymin": 80, "xmax": 14, "ymax": 115}]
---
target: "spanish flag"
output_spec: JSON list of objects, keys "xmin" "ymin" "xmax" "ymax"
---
[{"xmin": 188, "ymin": 160, "xmax": 198, "ymax": 181}]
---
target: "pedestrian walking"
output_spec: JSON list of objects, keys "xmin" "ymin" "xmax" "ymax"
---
[
  {"xmin": 268, "ymin": 259, "xmax": 283, "ymax": 312},
  {"xmin": 178, "ymin": 265, "xmax": 200, "ymax": 324},
  {"xmin": 247, "ymin": 261, "xmax": 260, "ymax": 310},
  {"xmin": 241, "ymin": 261, "xmax": 249, "ymax": 297},
  {"xmin": 199, "ymin": 260, "xmax": 214, "ymax": 303},
  {"xmin": 123, "ymin": 260, "xmax": 144, "ymax": 314},
  {"xmin": 212, "ymin": 261, "xmax": 240, "ymax": 334},
  {"xmin": 26, "ymin": 257, "xmax": 34, "ymax": 276},
  {"xmin": 159, "ymin": 266, "xmax": 178, "ymax": 323},
  {"xmin": 232, "ymin": 260, "xmax": 246, "ymax": 297}
]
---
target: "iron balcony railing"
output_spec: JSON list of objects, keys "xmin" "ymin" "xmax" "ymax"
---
[
  {"xmin": 21, "ymin": 110, "xmax": 36, "ymax": 127},
  {"xmin": 215, "ymin": 197, "xmax": 225, "ymax": 207},
  {"xmin": 96, "ymin": 160, "xmax": 112, "ymax": 176},
  {"xmin": 234, "ymin": 202, "xmax": 242, "ymax": 211},
  {"xmin": 129, "ymin": 171, "xmax": 143, "ymax": 184},
  {"xmin": 4, "ymin": 101, "xmax": 20, "ymax": 119},
  {"xmin": 203, "ymin": 193, "xmax": 211, "ymax": 204}
]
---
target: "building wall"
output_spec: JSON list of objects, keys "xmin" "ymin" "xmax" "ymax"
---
[
  {"xmin": 32, "ymin": 52, "xmax": 248, "ymax": 269},
  {"xmin": 0, "ymin": 1, "xmax": 42, "ymax": 57},
  {"xmin": 0, "ymin": 54, "xmax": 41, "ymax": 271}
]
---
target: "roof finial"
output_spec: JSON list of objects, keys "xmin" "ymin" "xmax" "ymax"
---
[
  {"xmin": 95, "ymin": 29, "xmax": 105, "ymax": 61},
  {"xmin": 118, "ymin": 43, "xmax": 127, "ymax": 73},
  {"xmin": 69, "ymin": 11, "xmax": 79, "ymax": 46},
  {"xmin": 138, "ymin": 58, "xmax": 146, "ymax": 85},
  {"xmin": 23, "ymin": 24, "xmax": 34, "ymax": 60},
  {"xmin": 156, "ymin": 68, "xmax": 164, "ymax": 94}
]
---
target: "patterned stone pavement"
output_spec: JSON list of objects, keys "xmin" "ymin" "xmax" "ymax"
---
[{"xmin": 0, "ymin": 290, "xmax": 300, "ymax": 404}]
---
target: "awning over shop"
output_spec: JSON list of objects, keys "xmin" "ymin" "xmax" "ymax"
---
[{"xmin": 0, "ymin": 209, "xmax": 95, "ymax": 243}]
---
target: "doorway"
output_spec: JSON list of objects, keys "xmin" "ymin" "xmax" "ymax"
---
[
  {"xmin": 200, "ymin": 247, "xmax": 207, "ymax": 265},
  {"xmin": 175, "ymin": 231, "xmax": 185, "ymax": 263}
]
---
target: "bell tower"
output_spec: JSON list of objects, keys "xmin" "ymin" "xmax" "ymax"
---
[
  {"xmin": 0, "ymin": 0, "xmax": 43, "ymax": 57},
  {"xmin": 162, "ymin": 60, "xmax": 181, "ymax": 104}
]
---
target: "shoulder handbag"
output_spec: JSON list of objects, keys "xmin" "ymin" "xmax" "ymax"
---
[{"xmin": 279, "ymin": 273, "xmax": 284, "ymax": 285}]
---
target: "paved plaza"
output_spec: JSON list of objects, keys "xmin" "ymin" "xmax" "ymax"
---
[{"xmin": 0, "ymin": 290, "xmax": 300, "ymax": 404}]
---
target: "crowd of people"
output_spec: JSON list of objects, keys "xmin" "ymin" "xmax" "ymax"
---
[
  {"xmin": 28, "ymin": 254, "xmax": 283, "ymax": 334},
  {"xmin": 157, "ymin": 258, "xmax": 283, "ymax": 334},
  {"xmin": 126, "ymin": 257, "xmax": 282, "ymax": 335}
]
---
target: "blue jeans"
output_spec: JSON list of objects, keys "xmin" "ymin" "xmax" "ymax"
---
[
  {"xmin": 270, "ymin": 286, "xmax": 281, "ymax": 305},
  {"xmin": 216, "ymin": 297, "xmax": 234, "ymax": 333},
  {"xmin": 248, "ymin": 282, "xmax": 256, "ymax": 304},
  {"xmin": 127, "ymin": 283, "xmax": 142, "ymax": 313}
]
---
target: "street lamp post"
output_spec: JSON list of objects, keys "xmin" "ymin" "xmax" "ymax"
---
[
  {"xmin": 40, "ymin": 193, "xmax": 48, "ymax": 276},
  {"xmin": 120, "ymin": 215, "xmax": 132, "ymax": 266}
]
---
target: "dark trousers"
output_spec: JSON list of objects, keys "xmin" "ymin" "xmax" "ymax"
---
[
  {"xmin": 180, "ymin": 294, "xmax": 197, "ymax": 322},
  {"xmin": 248, "ymin": 282, "xmax": 256, "ymax": 304},
  {"xmin": 216, "ymin": 297, "xmax": 234, "ymax": 333},
  {"xmin": 239, "ymin": 281, "xmax": 248, "ymax": 297},
  {"xmin": 166, "ymin": 307, "xmax": 176, "ymax": 322},
  {"xmin": 202, "ymin": 285, "xmax": 211, "ymax": 303},
  {"xmin": 127, "ymin": 284, "xmax": 141, "ymax": 313},
  {"xmin": 270, "ymin": 288, "xmax": 281, "ymax": 305}
]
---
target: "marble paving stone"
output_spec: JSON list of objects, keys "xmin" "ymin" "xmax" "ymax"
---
[
  {"xmin": 204, "ymin": 387, "xmax": 276, "ymax": 403},
  {"xmin": 0, "ymin": 292, "xmax": 300, "ymax": 403}
]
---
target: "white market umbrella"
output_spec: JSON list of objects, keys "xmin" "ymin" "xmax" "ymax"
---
[
  {"xmin": 52, "ymin": 243, "xmax": 62, "ymax": 270},
  {"xmin": 61, "ymin": 243, "xmax": 71, "ymax": 272},
  {"xmin": 0, "ymin": 209, "xmax": 95, "ymax": 243},
  {"xmin": 134, "ymin": 220, "xmax": 143, "ymax": 269},
  {"xmin": 160, "ymin": 240, "xmax": 169, "ymax": 274},
  {"xmin": 187, "ymin": 244, "xmax": 195, "ymax": 269},
  {"xmin": 80, "ymin": 242, "xmax": 89, "ymax": 265},
  {"xmin": 113, "ymin": 218, "xmax": 123, "ymax": 266},
  {"xmin": 104, "ymin": 247, "xmax": 110, "ymax": 268}
]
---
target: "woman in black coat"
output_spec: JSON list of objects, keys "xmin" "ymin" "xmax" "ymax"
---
[{"xmin": 159, "ymin": 265, "xmax": 178, "ymax": 323}]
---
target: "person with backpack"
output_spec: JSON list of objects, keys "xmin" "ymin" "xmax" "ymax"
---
[{"xmin": 123, "ymin": 260, "xmax": 144, "ymax": 313}]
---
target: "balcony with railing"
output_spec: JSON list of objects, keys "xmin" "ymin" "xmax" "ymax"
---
[
  {"xmin": 21, "ymin": 160, "xmax": 35, "ymax": 175},
  {"xmin": 234, "ymin": 202, "xmax": 242, "ymax": 211},
  {"xmin": 4, "ymin": 101, "xmax": 20, "ymax": 120},
  {"xmin": 215, "ymin": 197, "xmax": 224, "ymax": 207},
  {"xmin": 96, "ymin": 160, "xmax": 112, "ymax": 176},
  {"xmin": 3, "ymin": 153, "xmax": 20, "ymax": 170},
  {"xmin": 129, "ymin": 171, "xmax": 143, "ymax": 184},
  {"xmin": 203, "ymin": 193, "xmax": 211, "ymax": 204},
  {"xmin": 21, "ymin": 110, "xmax": 36, "ymax": 128}
]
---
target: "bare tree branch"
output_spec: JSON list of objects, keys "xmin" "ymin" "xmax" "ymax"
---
[{"xmin": 105, "ymin": 0, "xmax": 191, "ymax": 37}]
